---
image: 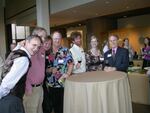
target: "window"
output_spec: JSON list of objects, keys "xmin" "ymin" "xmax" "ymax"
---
[{"xmin": 11, "ymin": 24, "xmax": 30, "ymax": 43}]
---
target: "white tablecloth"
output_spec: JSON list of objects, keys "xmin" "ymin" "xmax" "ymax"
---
[
  {"xmin": 128, "ymin": 73, "xmax": 150, "ymax": 104},
  {"xmin": 64, "ymin": 71, "xmax": 132, "ymax": 113}
]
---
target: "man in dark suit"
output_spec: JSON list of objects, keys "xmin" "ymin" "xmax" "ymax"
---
[{"xmin": 103, "ymin": 35, "xmax": 129, "ymax": 72}]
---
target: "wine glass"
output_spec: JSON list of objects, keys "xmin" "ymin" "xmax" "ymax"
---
[
  {"xmin": 105, "ymin": 60, "xmax": 110, "ymax": 66},
  {"xmin": 77, "ymin": 57, "xmax": 82, "ymax": 63},
  {"xmin": 100, "ymin": 56, "xmax": 104, "ymax": 63}
]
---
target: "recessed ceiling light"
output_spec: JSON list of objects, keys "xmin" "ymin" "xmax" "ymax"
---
[
  {"xmin": 95, "ymin": 13, "xmax": 99, "ymax": 16},
  {"xmin": 105, "ymin": 1, "xmax": 110, "ymax": 4},
  {"xmin": 126, "ymin": 6, "xmax": 129, "ymax": 9}
]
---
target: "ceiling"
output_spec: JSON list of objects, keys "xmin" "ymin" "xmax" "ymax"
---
[{"xmin": 50, "ymin": 0, "xmax": 150, "ymax": 27}]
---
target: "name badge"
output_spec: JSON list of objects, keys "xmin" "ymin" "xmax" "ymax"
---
[
  {"xmin": 107, "ymin": 54, "xmax": 112, "ymax": 57},
  {"xmin": 100, "ymin": 57, "xmax": 104, "ymax": 61},
  {"xmin": 46, "ymin": 56, "xmax": 49, "ymax": 59},
  {"xmin": 58, "ymin": 59, "xmax": 64, "ymax": 64}
]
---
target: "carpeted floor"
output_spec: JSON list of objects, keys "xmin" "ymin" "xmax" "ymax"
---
[{"xmin": 132, "ymin": 103, "xmax": 150, "ymax": 113}]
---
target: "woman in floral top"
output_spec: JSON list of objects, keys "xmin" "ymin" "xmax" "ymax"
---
[{"xmin": 86, "ymin": 35, "xmax": 103, "ymax": 71}]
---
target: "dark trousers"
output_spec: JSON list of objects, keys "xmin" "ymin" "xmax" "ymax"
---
[
  {"xmin": 0, "ymin": 94, "xmax": 24, "ymax": 113},
  {"xmin": 43, "ymin": 86, "xmax": 64, "ymax": 113},
  {"xmin": 142, "ymin": 59, "xmax": 150, "ymax": 69}
]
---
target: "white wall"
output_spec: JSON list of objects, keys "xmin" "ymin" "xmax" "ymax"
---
[{"xmin": 118, "ymin": 14, "xmax": 150, "ymax": 28}]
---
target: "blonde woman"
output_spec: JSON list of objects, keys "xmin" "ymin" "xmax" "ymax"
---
[{"xmin": 86, "ymin": 35, "xmax": 103, "ymax": 71}]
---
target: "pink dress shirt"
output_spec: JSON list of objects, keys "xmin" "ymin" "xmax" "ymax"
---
[
  {"xmin": 25, "ymin": 47, "xmax": 45, "ymax": 94},
  {"xmin": 112, "ymin": 47, "xmax": 117, "ymax": 55}
]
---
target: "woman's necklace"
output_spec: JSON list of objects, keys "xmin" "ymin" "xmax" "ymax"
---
[
  {"xmin": 91, "ymin": 48, "xmax": 100, "ymax": 56},
  {"xmin": 53, "ymin": 46, "xmax": 59, "ymax": 55}
]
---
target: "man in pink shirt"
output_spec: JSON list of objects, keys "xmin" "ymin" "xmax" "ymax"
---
[
  {"xmin": 103, "ymin": 35, "xmax": 129, "ymax": 72},
  {"xmin": 23, "ymin": 27, "xmax": 52, "ymax": 113}
]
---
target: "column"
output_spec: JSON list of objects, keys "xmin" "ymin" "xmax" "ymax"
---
[
  {"xmin": 0, "ymin": 0, "xmax": 6, "ymax": 58},
  {"xmin": 36, "ymin": 0, "xmax": 50, "ymax": 35}
]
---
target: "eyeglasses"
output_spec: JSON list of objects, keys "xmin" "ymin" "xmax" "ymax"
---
[
  {"xmin": 53, "ymin": 38, "xmax": 61, "ymax": 41},
  {"xmin": 109, "ymin": 39, "xmax": 117, "ymax": 43}
]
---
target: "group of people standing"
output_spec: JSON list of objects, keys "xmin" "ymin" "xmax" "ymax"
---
[
  {"xmin": 42, "ymin": 31, "xmax": 129, "ymax": 113},
  {"xmin": 122, "ymin": 37, "xmax": 150, "ymax": 69},
  {"xmin": 0, "ymin": 27, "xmax": 130, "ymax": 113}
]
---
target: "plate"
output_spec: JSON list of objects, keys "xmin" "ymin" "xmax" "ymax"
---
[
  {"xmin": 144, "ymin": 67, "xmax": 150, "ymax": 70},
  {"xmin": 128, "ymin": 66, "xmax": 141, "ymax": 72},
  {"xmin": 130, "ymin": 66, "xmax": 141, "ymax": 70}
]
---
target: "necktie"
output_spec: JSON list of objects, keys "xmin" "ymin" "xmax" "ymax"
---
[{"xmin": 112, "ymin": 49, "xmax": 115, "ymax": 60}]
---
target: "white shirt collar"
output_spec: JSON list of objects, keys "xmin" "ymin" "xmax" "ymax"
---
[
  {"xmin": 72, "ymin": 44, "xmax": 83, "ymax": 51},
  {"xmin": 20, "ymin": 47, "xmax": 31, "ymax": 58}
]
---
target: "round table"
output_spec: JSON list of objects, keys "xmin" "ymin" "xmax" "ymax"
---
[{"xmin": 64, "ymin": 71, "xmax": 133, "ymax": 113}]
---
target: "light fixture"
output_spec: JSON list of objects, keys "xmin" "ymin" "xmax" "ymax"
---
[
  {"xmin": 105, "ymin": 1, "xmax": 110, "ymax": 4},
  {"xmin": 126, "ymin": 6, "xmax": 129, "ymax": 9},
  {"xmin": 95, "ymin": 13, "xmax": 99, "ymax": 16}
]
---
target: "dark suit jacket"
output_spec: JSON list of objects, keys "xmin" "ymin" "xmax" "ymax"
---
[{"xmin": 103, "ymin": 47, "xmax": 129, "ymax": 72}]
